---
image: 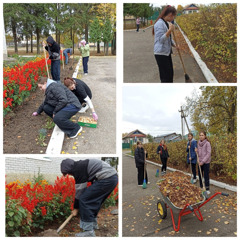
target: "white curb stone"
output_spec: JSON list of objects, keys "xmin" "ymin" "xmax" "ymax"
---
[
  {"xmin": 176, "ymin": 23, "xmax": 218, "ymax": 83},
  {"xmin": 124, "ymin": 153, "xmax": 237, "ymax": 192},
  {"xmin": 46, "ymin": 57, "xmax": 82, "ymax": 154}
]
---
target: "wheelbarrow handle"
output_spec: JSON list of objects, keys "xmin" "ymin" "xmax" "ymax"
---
[{"xmin": 221, "ymin": 192, "xmax": 229, "ymax": 197}]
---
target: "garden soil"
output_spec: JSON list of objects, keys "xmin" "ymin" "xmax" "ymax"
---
[
  {"xmin": 35, "ymin": 206, "xmax": 118, "ymax": 237},
  {"xmin": 3, "ymin": 57, "xmax": 78, "ymax": 154}
]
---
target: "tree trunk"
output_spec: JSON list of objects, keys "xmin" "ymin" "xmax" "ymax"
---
[
  {"xmin": 97, "ymin": 42, "xmax": 100, "ymax": 53},
  {"xmin": 72, "ymin": 32, "xmax": 75, "ymax": 54},
  {"xmin": 111, "ymin": 32, "xmax": 116, "ymax": 55},
  {"xmin": 36, "ymin": 27, "xmax": 40, "ymax": 54},
  {"xmin": 26, "ymin": 35, "xmax": 28, "ymax": 53},
  {"xmin": 30, "ymin": 32, "xmax": 33, "ymax": 53},
  {"xmin": 11, "ymin": 19, "xmax": 18, "ymax": 53},
  {"xmin": 106, "ymin": 42, "xmax": 109, "ymax": 56},
  {"xmin": 85, "ymin": 24, "xmax": 88, "ymax": 42},
  {"xmin": 104, "ymin": 42, "xmax": 106, "ymax": 55}
]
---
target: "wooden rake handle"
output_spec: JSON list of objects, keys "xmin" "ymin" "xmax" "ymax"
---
[
  {"xmin": 57, "ymin": 213, "xmax": 73, "ymax": 233},
  {"xmin": 42, "ymin": 41, "xmax": 50, "ymax": 79}
]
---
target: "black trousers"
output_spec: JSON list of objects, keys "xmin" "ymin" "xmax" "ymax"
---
[
  {"xmin": 137, "ymin": 165, "xmax": 148, "ymax": 185},
  {"xmin": 43, "ymin": 104, "xmax": 80, "ymax": 137},
  {"xmin": 198, "ymin": 163, "xmax": 210, "ymax": 190},
  {"xmin": 191, "ymin": 163, "xmax": 197, "ymax": 179},
  {"xmin": 161, "ymin": 157, "xmax": 168, "ymax": 172},
  {"xmin": 155, "ymin": 54, "xmax": 174, "ymax": 83},
  {"xmin": 79, "ymin": 174, "xmax": 118, "ymax": 223}
]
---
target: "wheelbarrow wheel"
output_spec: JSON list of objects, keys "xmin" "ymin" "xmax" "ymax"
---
[{"xmin": 157, "ymin": 200, "xmax": 167, "ymax": 219}]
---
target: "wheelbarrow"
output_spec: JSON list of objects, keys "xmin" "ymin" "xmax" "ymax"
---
[{"xmin": 157, "ymin": 189, "xmax": 229, "ymax": 232}]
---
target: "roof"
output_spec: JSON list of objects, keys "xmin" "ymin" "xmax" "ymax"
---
[
  {"xmin": 154, "ymin": 133, "xmax": 177, "ymax": 138},
  {"xmin": 183, "ymin": 4, "xmax": 199, "ymax": 11},
  {"xmin": 122, "ymin": 129, "xmax": 147, "ymax": 139}
]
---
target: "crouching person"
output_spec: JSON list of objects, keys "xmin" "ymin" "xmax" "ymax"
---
[
  {"xmin": 32, "ymin": 77, "xmax": 82, "ymax": 138},
  {"xmin": 61, "ymin": 158, "xmax": 118, "ymax": 237}
]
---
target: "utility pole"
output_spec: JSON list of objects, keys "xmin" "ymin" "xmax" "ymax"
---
[{"xmin": 179, "ymin": 106, "xmax": 191, "ymax": 139}]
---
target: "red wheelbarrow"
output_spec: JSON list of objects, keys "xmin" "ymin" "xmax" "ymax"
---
[{"xmin": 157, "ymin": 190, "xmax": 229, "ymax": 232}]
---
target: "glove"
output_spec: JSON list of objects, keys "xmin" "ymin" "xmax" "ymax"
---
[
  {"xmin": 32, "ymin": 112, "xmax": 38, "ymax": 116},
  {"xmin": 92, "ymin": 112, "xmax": 98, "ymax": 121}
]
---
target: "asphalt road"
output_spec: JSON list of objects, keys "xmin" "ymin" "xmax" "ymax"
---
[
  {"xmin": 62, "ymin": 56, "xmax": 116, "ymax": 154},
  {"xmin": 124, "ymin": 27, "xmax": 206, "ymax": 83},
  {"xmin": 122, "ymin": 154, "xmax": 237, "ymax": 237}
]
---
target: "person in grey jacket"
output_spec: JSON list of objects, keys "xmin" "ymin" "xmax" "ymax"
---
[
  {"xmin": 43, "ymin": 36, "xmax": 61, "ymax": 81},
  {"xmin": 152, "ymin": 6, "xmax": 177, "ymax": 83},
  {"xmin": 61, "ymin": 158, "xmax": 118, "ymax": 237},
  {"xmin": 32, "ymin": 77, "xmax": 82, "ymax": 138}
]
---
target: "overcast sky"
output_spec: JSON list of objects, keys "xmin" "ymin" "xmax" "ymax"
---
[{"xmin": 122, "ymin": 85, "xmax": 202, "ymax": 137}]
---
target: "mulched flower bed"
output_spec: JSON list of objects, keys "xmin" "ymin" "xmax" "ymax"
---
[{"xmin": 3, "ymin": 57, "xmax": 79, "ymax": 154}]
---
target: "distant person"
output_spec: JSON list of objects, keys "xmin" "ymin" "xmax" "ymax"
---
[
  {"xmin": 43, "ymin": 36, "xmax": 61, "ymax": 81},
  {"xmin": 61, "ymin": 158, "xmax": 118, "ymax": 237},
  {"xmin": 156, "ymin": 140, "xmax": 169, "ymax": 175},
  {"xmin": 79, "ymin": 40, "xmax": 90, "ymax": 75},
  {"xmin": 64, "ymin": 77, "xmax": 98, "ymax": 121},
  {"xmin": 152, "ymin": 5, "xmax": 178, "ymax": 83},
  {"xmin": 32, "ymin": 77, "xmax": 82, "ymax": 138},
  {"xmin": 195, "ymin": 131, "xmax": 212, "ymax": 194},
  {"xmin": 63, "ymin": 48, "xmax": 73, "ymax": 65},
  {"xmin": 134, "ymin": 141, "xmax": 149, "ymax": 186},
  {"xmin": 136, "ymin": 17, "xmax": 141, "ymax": 32},
  {"xmin": 186, "ymin": 133, "xmax": 197, "ymax": 183}
]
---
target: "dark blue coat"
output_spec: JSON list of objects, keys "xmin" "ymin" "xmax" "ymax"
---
[{"xmin": 186, "ymin": 139, "xmax": 197, "ymax": 164}]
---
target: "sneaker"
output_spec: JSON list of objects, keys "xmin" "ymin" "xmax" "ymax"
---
[
  {"xmin": 138, "ymin": 184, "xmax": 142, "ymax": 186},
  {"xmin": 75, "ymin": 230, "xmax": 96, "ymax": 237},
  {"xmin": 193, "ymin": 179, "xmax": 197, "ymax": 183},
  {"xmin": 84, "ymin": 73, "xmax": 88, "ymax": 75},
  {"xmin": 206, "ymin": 190, "xmax": 211, "ymax": 195},
  {"xmin": 79, "ymin": 104, "xmax": 89, "ymax": 113},
  {"xmin": 70, "ymin": 126, "xmax": 82, "ymax": 138},
  {"xmin": 147, "ymin": 182, "xmax": 151, "ymax": 184}
]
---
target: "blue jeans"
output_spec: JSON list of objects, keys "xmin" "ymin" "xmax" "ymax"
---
[
  {"xmin": 42, "ymin": 104, "xmax": 80, "ymax": 137},
  {"xmin": 63, "ymin": 49, "xmax": 72, "ymax": 64},
  {"xmin": 82, "ymin": 56, "xmax": 89, "ymax": 73},
  {"xmin": 198, "ymin": 163, "xmax": 210, "ymax": 190},
  {"xmin": 51, "ymin": 60, "xmax": 60, "ymax": 81},
  {"xmin": 136, "ymin": 24, "xmax": 139, "ymax": 32},
  {"xmin": 78, "ymin": 174, "xmax": 118, "ymax": 227}
]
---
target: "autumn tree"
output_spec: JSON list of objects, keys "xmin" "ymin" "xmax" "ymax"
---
[
  {"xmin": 185, "ymin": 86, "xmax": 237, "ymax": 135},
  {"xmin": 89, "ymin": 17, "xmax": 102, "ymax": 53}
]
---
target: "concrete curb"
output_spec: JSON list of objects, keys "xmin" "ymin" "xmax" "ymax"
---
[
  {"xmin": 46, "ymin": 57, "xmax": 82, "ymax": 154},
  {"xmin": 124, "ymin": 153, "xmax": 237, "ymax": 192},
  {"xmin": 176, "ymin": 23, "xmax": 218, "ymax": 83},
  {"xmin": 124, "ymin": 25, "xmax": 153, "ymax": 32}
]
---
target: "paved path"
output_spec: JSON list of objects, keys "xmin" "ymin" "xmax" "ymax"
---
[
  {"xmin": 124, "ymin": 27, "xmax": 206, "ymax": 83},
  {"xmin": 61, "ymin": 56, "xmax": 116, "ymax": 154},
  {"xmin": 122, "ymin": 154, "xmax": 237, "ymax": 237}
]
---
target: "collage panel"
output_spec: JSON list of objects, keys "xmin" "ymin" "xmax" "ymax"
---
[
  {"xmin": 3, "ymin": 3, "xmax": 116, "ymax": 155},
  {"xmin": 5, "ymin": 156, "xmax": 118, "ymax": 237},
  {"xmin": 122, "ymin": 85, "xmax": 237, "ymax": 236},
  {"xmin": 124, "ymin": 3, "xmax": 236, "ymax": 83}
]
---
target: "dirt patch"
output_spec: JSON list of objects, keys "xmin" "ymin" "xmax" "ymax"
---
[
  {"xmin": 34, "ymin": 206, "xmax": 118, "ymax": 237},
  {"xmin": 3, "ymin": 57, "xmax": 79, "ymax": 154}
]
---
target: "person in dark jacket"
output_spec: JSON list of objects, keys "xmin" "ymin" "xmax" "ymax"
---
[
  {"xmin": 43, "ymin": 36, "xmax": 61, "ymax": 81},
  {"xmin": 186, "ymin": 133, "xmax": 198, "ymax": 183},
  {"xmin": 135, "ymin": 141, "xmax": 148, "ymax": 186},
  {"xmin": 32, "ymin": 77, "xmax": 82, "ymax": 138},
  {"xmin": 61, "ymin": 158, "xmax": 118, "ymax": 237},
  {"xmin": 64, "ymin": 77, "xmax": 98, "ymax": 121},
  {"xmin": 156, "ymin": 140, "xmax": 169, "ymax": 175}
]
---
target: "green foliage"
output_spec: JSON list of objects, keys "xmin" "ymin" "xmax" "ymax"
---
[
  {"xmin": 89, "ymin": 17, "xmax": 102, "ymax": 45},
  {"xmin": 6, "ymin": 199, "xmax": 32, "ymax": 237},
  {"xmin": 177, "ymin": 4, "xmax": 237, "ymax": 81},
  {"xmin": 44, "ymin": 117, "xmax": 55, "ymax": 130},
  {"xmin": 37, "ymin": 128, "xmax": 47, "ymax": 147},
  {"xmin": 32, "ymin": 168, "xmax": 45, "ymax": 185},
  {"xmin": 132, "ymin": 133, "xmax": 237, "ymax": 182},
  {"xmin": 185, "ymin": 86, "xmax": 237, "ymax": 135}
]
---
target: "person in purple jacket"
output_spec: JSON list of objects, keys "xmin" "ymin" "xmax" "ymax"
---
[{"xmin": 195, "ymin": 131, "xmax": 212, "ymax": 194}]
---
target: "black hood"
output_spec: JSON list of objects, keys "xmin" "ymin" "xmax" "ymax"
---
[
  {"xmin": 46, "ymin": 36, "xmax": 55, "ymax": 44},
  {"xmin": 61, "ymin": 158, "xmax": 75, "ymax": 174}
]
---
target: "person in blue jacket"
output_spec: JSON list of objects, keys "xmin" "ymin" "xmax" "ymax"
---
[
  {"xmin": 156, "ymin": 140, "xmax": 169, "ymax": 175},
  {"xmin": 186, "ymin": 133, "xmax": 198, "ymax": 183}
]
